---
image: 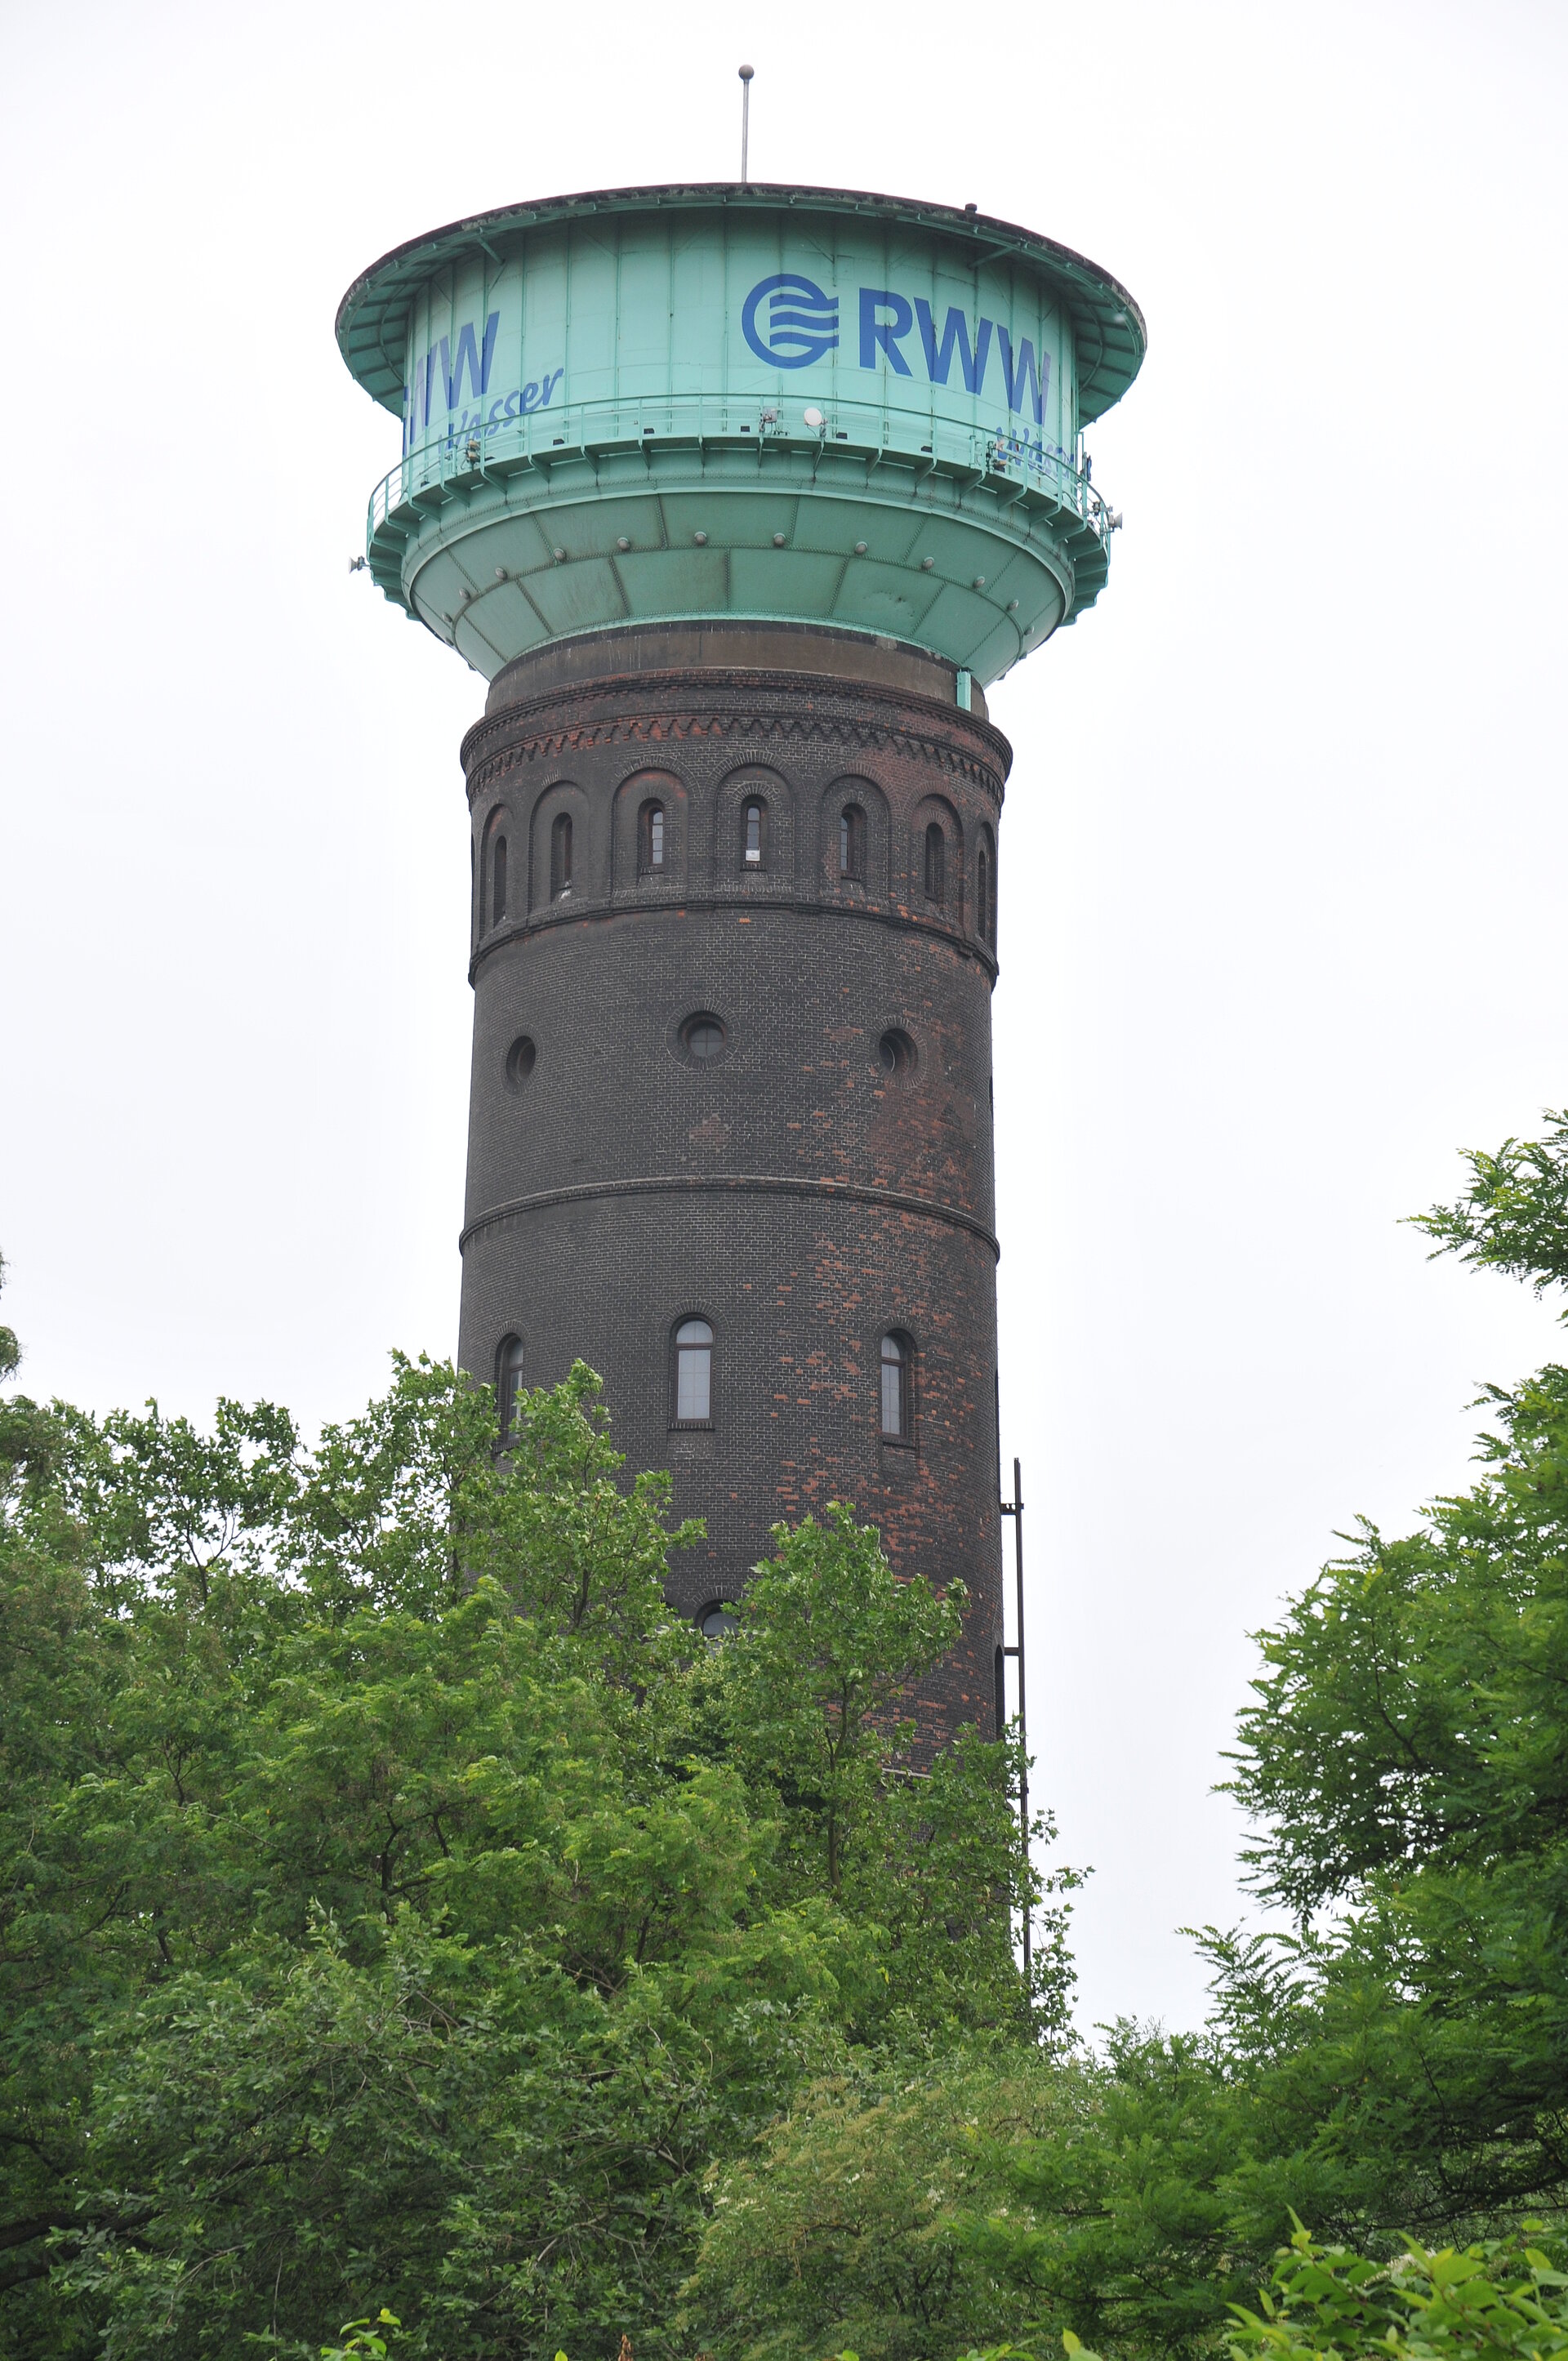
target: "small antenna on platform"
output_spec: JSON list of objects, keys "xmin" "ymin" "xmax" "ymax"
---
[{"xmin": 738, "ymin": 64, "xmax": 754, "ymax": 185}]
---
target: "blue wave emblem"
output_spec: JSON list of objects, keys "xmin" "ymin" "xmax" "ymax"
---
[{"xmin": 742, "ymin": 273, "xmax": 840, "ymax": 369}]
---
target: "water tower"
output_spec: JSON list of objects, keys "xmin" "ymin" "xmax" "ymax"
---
[{"xmin": 337, "ymin": 181, "xmax": 1143, "ymax": 1738}]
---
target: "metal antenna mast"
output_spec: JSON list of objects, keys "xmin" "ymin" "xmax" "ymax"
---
[{"xmin": 738, "ymin": 64, "xmax": 754, "ymax": 185}]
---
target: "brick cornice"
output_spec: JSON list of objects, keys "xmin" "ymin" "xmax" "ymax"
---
[{"xmin": 460, "ymin": 666, "xmax": 1011, "ymax": 806}]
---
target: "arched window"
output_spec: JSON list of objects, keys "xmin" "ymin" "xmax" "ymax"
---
[
  {"xmin": 697, "ymin": 1601, "xmax": 738, "ymax": 1640},
  {"xmin": 496, "ymin": 1334, "xmax": 527, "ymax": 1445},
  {"xmin": 550, "ymin": 811, "xmax": 573, "ymax": 900},
  {"xmin": 924, "ymin": 822, "xmax": 946, "ymax": 907},
  {"xmin": 880, "ymin": 1330, "xmax": 913, "ymax": 1441},
  {"xmin": 840, "ymin": 803, "xmax": 866, "ymax": 882},
  {"xmin": 977, "ymin": 845, "xmax": 991, "ymax": 944},
  {"xmin": 742, "ymin": 799, "xmax": 765, "ymax": 869},
  {"xmin": 639, "ymin": 800, "xmax": 666, "ymax": 876},
  {"xmin": 482, "ymin": 813, "xmax": 508, "ymax": 932},
  {"xmin": 673, "ymin": 1316, "xmax": 714, "ymax": 1426}
]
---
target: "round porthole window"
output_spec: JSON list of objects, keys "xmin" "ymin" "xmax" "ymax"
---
[
  {"xmin": 505, "ymin": 1034, "xmax": 537, "ymax": 1088},
  {"xmin": 698, "ymin": 1601, "xmax": 739, "ymax": 1639},
  {"xmin": 878, "ymin": 1028, "xmax": 918, "ymax": 1081},
  {"xmin": 679, "ymin": 1013, "xmax": 728, "ymax": 1064}
]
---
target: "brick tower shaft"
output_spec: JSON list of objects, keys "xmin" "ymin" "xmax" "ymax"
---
[{"xmin": 457, "ymin": 623, "xmax": 1009, "ymax": 1735}]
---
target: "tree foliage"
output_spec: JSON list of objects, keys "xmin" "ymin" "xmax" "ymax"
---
[
  {"xmin": 1049, "ymin": 2226, "xmax": 1568, "ymax": 2361},
  {"xmin": 0, "ymin": 1252, "xmax": 20, "ymax": 1385},
  {"xmin": 747, "ymin": 1111, "xmax": 1568, "ymax": 2361},
  {"xmin": 984, "ymin": 1112, "xmax": 1568, "ymax": 2347},
  {"xmin": 1408, "ymin": 1110, "xmax": 1568, "ymax": 1302},
  {"xmin": 0, "ymin": 1347, "xmax": 1048, "ymax": 2359},
  {"xmin": 681, "ymin": 2050, "xmax": 1073, "ymax": 2361},
  {"xmin": 11, "ymin": 1111, "xmax": 1568, "ymax": 2361},
  {"xmin": 1205, "ymin": 1115, "xmax": 1568, "ymax": 2230},
  {"xmin": 1224, "ymin": 2225, "xmax": 1568, "ymax": 2361},
  {"xmin": 968, "ymin": 1117, "xmax": 1568, "ymax": 2353}
]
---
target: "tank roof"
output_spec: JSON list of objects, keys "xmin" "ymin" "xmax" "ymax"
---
[{"xmin": 336, "ymin": 181, "xmax": 1146, "ymax": 427}]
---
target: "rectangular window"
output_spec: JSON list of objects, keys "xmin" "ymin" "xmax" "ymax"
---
[
  {"xmin": 674, "ymin": 1318, "xmax": 714, "ymax": 1425},
  {"xmin": 880, "ymin": 1357, "xmax": 902, "ymax": 1436},
  {"xmin": 678, "ymin": 1351, "xmax": 710, "ymax": 1422},
  {"xmin": 924, "ymin": 823, "xmax": 946, "ymax": 906},
  {"xmin": 880, "ymin": 1331, "xmax": 909, "ymax": 1438}
]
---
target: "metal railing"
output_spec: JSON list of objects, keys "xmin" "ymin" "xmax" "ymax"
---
[{"xmin": 365, "ymin": 393, "xmax": 1115, "ymax": 552}]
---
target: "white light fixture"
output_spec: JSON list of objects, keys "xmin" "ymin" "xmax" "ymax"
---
[{"xmin": 803, "ymin": 406, "xmax": 825, "ymax": 430}]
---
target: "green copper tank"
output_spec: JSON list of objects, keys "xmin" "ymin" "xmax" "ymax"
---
[{"xmin": 337, "ymin": 183, "xmax": 1145, "ymax": 685}]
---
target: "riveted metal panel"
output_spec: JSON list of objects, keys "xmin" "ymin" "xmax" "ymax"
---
[{"xmin": 342, "ymin": 186, "xmax": 1139, "ymax": 684}]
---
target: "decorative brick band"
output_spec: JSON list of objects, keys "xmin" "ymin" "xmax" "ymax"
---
[
  {"xmin": 459, "ymin": 1172, "xmax": 1000, "ymax": 1259},
  {"xmin": 464, "ymin": 659, "xmax": 1010, "ymax": 767},
  {"xmin": 463, "ymin": 695, "xmax": 1008, "ymax": 806}
]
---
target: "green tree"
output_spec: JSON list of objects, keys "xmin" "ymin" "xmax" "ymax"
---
[
  {"xmin": 476, "ymin": 1361, "xmax": 706, "ymax": 1702},
  {"xmin": 0, "ymin": 1358, "xmax": 1053, "ymax": 2359},
  {"xmin": 1209, "ymin": 1114, "xmax": 1568, "ymax": 2229},
  {"xmin": 680, "ymin": 2050, "xmax": 1074, "ymax": 2361},
  {"xmin": 1049, "ymin": 2225, "xmax": 1568, "ymax": 2361},
  {"xmin": 718, "ymin": 1504, "xmax": 1068, "ymax": 2038},
  {"xmin": 1225, "ymin": 2225, "xmax": 1568, "ymax": 2361},
  {"xmin": 1405, "ymin": 1110, "xmax": 1568, "ymax": 1299},
  {"xmin": 724, "ymin": 1503, "xmax": 965, "ymax": 1898},
  {"xmin": 924, "ymin": 1116, "xmax": 1568, "ymax": 2360},
  {"xmin": 0, "ymin": 1250, "xmax": 20, "ymax": 1384}
]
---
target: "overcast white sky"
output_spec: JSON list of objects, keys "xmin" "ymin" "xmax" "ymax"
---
[{"xmin": 2, "ymin": 0, "xmax": 1565, "ymax": 2035}]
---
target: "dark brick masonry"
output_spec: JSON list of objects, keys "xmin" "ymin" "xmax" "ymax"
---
[{"xmin": 456, "ymin": 621, "xmax": 1012, "ymax": 1744}]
